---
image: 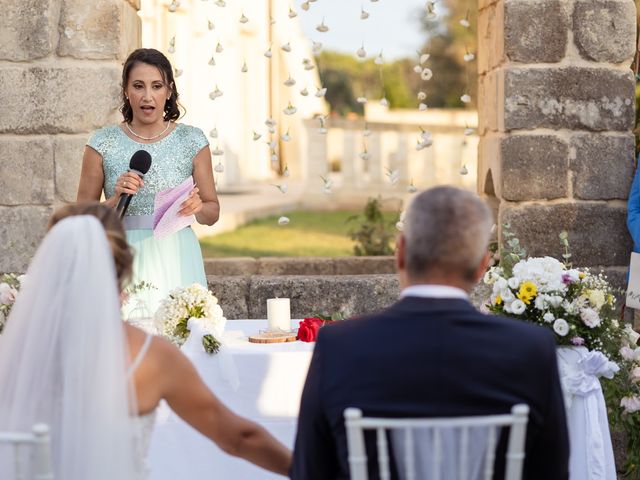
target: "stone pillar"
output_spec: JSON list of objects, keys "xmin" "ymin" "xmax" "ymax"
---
[
  {"xmin": 0, "ymin": 0, "xmax": 141, "ymax": 272},
  {"xmin": 478, "ymin": 0, "xmax": 637, "ymax": 279}
]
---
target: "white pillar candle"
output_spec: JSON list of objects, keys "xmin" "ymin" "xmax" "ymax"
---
[{"xmin": 267, "ymin": 298, "xmax": 291, "ymax": 331}]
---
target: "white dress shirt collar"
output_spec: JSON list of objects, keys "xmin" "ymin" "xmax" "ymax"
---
[{"xmin": 400, "ymin": 284, "xmax": 469, "ymax": 300}]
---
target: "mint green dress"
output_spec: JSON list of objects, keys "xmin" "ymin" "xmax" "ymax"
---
[{"xmin": 87, "ymin": 124, "xmax": 208, "ymax": 320}]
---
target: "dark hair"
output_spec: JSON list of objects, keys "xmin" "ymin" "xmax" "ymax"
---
[
  {"xmin": 120, "ymin": 48, "xmax": 183, "ymax": 123},
  {"xmin": 48, "ymin": 203, "xmax": 134, "ymax": 291}
]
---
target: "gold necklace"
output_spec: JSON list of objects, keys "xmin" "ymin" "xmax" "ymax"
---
[{"xmin": 126, "ymin": 121, "xmax": 171, "ymax": 141}]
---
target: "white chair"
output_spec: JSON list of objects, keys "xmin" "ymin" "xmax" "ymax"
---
[
  {"xmin": 344, "ymin": 404, "xmax": 529, "ymax": 480},
  {"xmin": 0, "ymin": 423, "xmax": 54, "ymax": 480}
]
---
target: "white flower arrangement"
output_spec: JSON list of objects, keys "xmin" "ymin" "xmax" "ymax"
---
[
  {"xmin": 484, "ymin": 256, "xmax": 619, "ymax": 352},
  {"xmin": 154, "ymin": 283, "xmax": 226, "ymax": 354}
]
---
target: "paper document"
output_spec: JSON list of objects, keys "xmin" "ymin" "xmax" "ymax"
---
[
  {"xmin": 153, "ymin": 176, "xmax": 196, "ymax": 240},
  {"xmin": 626, "ymin": 252, "xmax": 640, "ymax": 309}
]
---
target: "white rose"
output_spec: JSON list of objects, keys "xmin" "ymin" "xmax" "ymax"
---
[
  {"xmin": 543, "ymin": 312, "xmax": 555, "ymax": 323},
  {"xmin": 553, "ymin": 318, "xmax": 569, "ymax": 337},
  {"xmin": 510, "ymin": 299, "xmax": 526, "ymax": 315},
  {"xmin": 534, "ymin": 295, "xmax": 547, "ymax": 311},
  {"xmin": 495, "ymin": 278, "xmax": 508, "ymax": 291},
  {"xmin": 507, "ymin": 277, "xmax": 520, "ymax": 290},
  {"xmin": 580, "ymin": 307, "xmax": 601, "ymax": 329},
  {"xmin": 501, "ymin": 289, "xmax": 515, "ymax": 302},
  {"xmin": 621, "ymin": 396, "xmax": 640, "ymax": 413},
  {"xmin": 548, "ymin": 296, "xmax": 563, "ymax": 308},
  {"xmin": 624, "ymin": 324, "xmax": 640, "ymax": 345},
  {"xmin": 0, "ymin": 283, "xmax": 17, "ymax": 305}
]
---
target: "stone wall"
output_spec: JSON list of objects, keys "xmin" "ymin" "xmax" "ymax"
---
[
  {"xmin": 478, "ymin": 0, "xmax": 637, "ymax": 269},
  {"xmin": 0, "ymin": 0, "xmax": 140, "ymax": 272}
]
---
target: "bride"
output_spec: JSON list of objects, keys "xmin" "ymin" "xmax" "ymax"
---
[{"xmin": 0, "ymin": 203, "xmax": 291, "ymax": 479}]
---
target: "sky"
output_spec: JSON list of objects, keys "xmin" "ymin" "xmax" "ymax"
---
[{"xmin": 297, "ymin": 0, "xmax": 427, "ymax": 61}]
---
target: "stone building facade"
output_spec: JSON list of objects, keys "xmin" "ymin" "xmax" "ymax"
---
[
  {"xmin": 0, "ymin": 0, "xmax": 637, "ymax": 276},
  {"xmin": 0, "ymin": 0, "xmax": 141, "ymax": 272},
  {"xmin": 478, "ymin": 0, "xmax": 637, "ymax": 285}
]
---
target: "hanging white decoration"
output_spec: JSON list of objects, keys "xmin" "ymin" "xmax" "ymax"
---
[
  {"xmin": 315, "ymin": 87, "xmax": 327, "ymax": 98},
  {"xmin": 417, "ymin": 91, "xmax": 427, "ymax": 101},
  {"xmin": 284, "ymin": 75, "xmax": 296, "ymax": 87},
  {"xmin": 208, "ymin": 85, "xmax": 223, "ymax": 100},
  {"xmin": 312, "ymin": 41, "xmax": 323, "ymax": 54},
  {"xmin": 252, "ymin": 131, "xmax": 262, "ymax": 141},
  {"xmin": 361, "ymin": 7, "xmax": 370, "ymax": 20},
  {"xmin": 463, "ymin": 52, "xmax": 475, "ymax": 62},
  {"xmin": 460, "ymin": 165, "xmax": 469, "ymax": 175},
  {"xmin": 212, "ymin": 146, "xmax": 224, "ymax": 156},
  {"xmin": 357, "ymin": 45, "xmax": 367, "ymax": 58},
  {"xmin": 460, "ymin": 94, "xmax": 471, "ymax": 103},
  {"xmin": 356, "ymin": 96, "xmax": 368, "ymax": 104},
  {"xmin": 421, "ymin": 68, "xmax": 433, "ymax": 81},
  {"xmin": 207, "ymin": 19, "xmax": 215, "ymax": 30},
  {"xmin": 239, "ymin": 12, "xmax": 249, "ymax": 23},
  {"xmin": 273, "ymin": 183, "xmax": 288, "ymax": 194},
  {"xmin": 282, "ymin": 130, "xmax": 292, "ymax": 142},
  {"xmin": 283, "ymin": 102, "xmax": 297, "ymax": 115},
  {"xmin": 168, "ymin": 36, "xmax": 176, "ymax": 54},
  {"xmin": 241, "ymin": 61, "xmax": 248, "ymax": 73},
  {"xmin": 316, "ymin": 18, "xmax": 329, "ymax": 32},
  {"xmin": 300, "ymin": 87, "xmax": 309, "ymax": 96},
  {"xmin": 380, "ymin": 97, "xmax": 389, "ymax": 107},
  {"xmin": 281, "ymin": 42, "xmax": 292, "ymax": 52},
  {"xmin": 209, "ymin": 128, "xmax": 218, "ymax": 138},
  {"xmin": 288, "ymin": 7, "xmax": 297, "ymax": 18},
  {"xmin": 215, "ymin": 42, "xmax": 223, "ymax": 53},
  {"xmin": 214, "ymin": 162, "xmax": 224, "ymax": 173},
  {"xmin": 278, "ymin": 216, "xmax": 290, "ymax": 226}
]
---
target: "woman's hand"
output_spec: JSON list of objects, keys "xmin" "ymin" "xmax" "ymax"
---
[
  {"xmin": 179, "ymin": 187, "xmax": 203, "ymax": 217},
  {"xmin": 114, "ymin": 172, "xmax": 144, "ymax": 198}
]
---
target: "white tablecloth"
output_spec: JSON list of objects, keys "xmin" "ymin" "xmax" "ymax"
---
[{"xmin": 148, "ymin": 319, "xmax": 314, "ymax": 480}]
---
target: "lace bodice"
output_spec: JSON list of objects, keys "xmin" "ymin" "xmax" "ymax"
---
[{"xmin": 87, "ymin": 124, "xmax": 209, "ymax": 216}]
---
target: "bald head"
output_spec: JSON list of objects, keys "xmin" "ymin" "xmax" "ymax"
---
[{"xmin": 402, "ymin": 186, "xmax": 493, "ymax": 284}]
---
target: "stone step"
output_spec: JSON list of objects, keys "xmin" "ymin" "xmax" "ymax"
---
[
  {"xmin": 204, "ymin": 256, "xmax": 396, "ymax": 276},
  {"xmin": 207, "ymin": 274, "xmax": 399, "ymax": 320}
]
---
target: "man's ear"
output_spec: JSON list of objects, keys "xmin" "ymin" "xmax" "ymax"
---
[{"xmin": 473, "ymin": 251, "xmax": 492, "ymax": 284}]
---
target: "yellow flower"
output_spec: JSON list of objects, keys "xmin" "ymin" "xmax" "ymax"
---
[
  {"xmin": 579, "ymin": 272, "xmax": 586, "ymax": 279},
  {"xmin": 494, "ymin": 295, "xmax": 502, "ymax": 305},
  {"xmin": 517, "ymin": 282, "xmax": 537, "ymax": 305}
]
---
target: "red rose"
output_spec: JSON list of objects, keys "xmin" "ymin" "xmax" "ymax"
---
[{"xmin": 297, "ymin": 317, "xmax": 325, "ymax": 342}]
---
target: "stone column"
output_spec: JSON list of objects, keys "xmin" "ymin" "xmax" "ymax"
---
[
  {"xmin": 0, "ymin": 0, "xmax": 141, "ymax": 273},
  {"xmin": 477, "ymin": 0, "xmax": 637, "ymax": 283}
]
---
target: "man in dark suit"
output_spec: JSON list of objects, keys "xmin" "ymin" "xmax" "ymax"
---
[{"xmin": 290, "ymin": 186, "xmax": 569, "ymax": 479}]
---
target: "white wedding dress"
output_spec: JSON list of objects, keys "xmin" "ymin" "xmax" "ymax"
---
[{"xmin": 0, "ymin": 216, "xmax": 146, "ymax": 480}]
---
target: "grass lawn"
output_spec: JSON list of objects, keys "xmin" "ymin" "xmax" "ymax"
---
[{"xmin": 199, "ymin": 210, "xmax": 398, "ymax": 258}]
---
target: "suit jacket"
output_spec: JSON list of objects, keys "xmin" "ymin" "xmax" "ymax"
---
[{"xmin": 290, "ymin": 296, "xmax": 569, "ymax": 480}]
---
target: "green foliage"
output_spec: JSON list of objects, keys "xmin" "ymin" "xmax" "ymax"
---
[
  {"xmin": 419, "ymin": 0, "xmax": 477, "ymax": 108},
  {"xmin": 499, "ymin": 223, "xmax": 527, "ymax": 277},
  {"xmin": 317, "ymin": 52, "xmax": 417, "ymax": 113},
  {"xmin": 348, "ymin": 197, "xmax": 399, "ymax": 256}
]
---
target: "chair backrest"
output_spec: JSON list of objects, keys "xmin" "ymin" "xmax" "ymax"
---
[
  {"xmin": 344, "ymin": 404, "xmax": 529, "ymax": 480},
  {"xmin": 0, "ymin": 423, "xmax": 54, "ymax": 480}
]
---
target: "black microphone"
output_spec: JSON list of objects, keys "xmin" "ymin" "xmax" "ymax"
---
[{"xmin": 116, "ymin": 150, "xmax": 152, "ymax": 218}]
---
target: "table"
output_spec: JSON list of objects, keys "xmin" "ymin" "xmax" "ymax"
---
[{"xmin": 148, "ymin": 319, "xmax": 314, "ymax": 480}]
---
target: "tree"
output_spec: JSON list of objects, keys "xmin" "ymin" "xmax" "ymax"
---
[{"xmin": 418, "ymin": 0, "xmax": 478, "ymax": 108}]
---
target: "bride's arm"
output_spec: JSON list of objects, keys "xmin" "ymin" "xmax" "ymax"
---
[{"xmin": 153, "ymin": 339, "xmax": 292, "ymax": 475}]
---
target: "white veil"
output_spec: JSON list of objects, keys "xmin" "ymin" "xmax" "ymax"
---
[{"xmin": 0, "ymin": 216, "xmax": 141, "ymax": 479}]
